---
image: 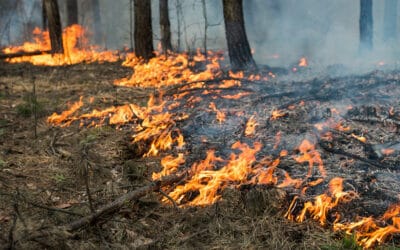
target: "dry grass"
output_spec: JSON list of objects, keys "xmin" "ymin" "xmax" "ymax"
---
[{"xmin": 0, "ymin": 61, "xmax": 391, "ymax": 249}]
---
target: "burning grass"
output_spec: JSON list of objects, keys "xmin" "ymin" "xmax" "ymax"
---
[{"xmin": 1, "ymin": 46, "xmax": 400, "ymax": 248}]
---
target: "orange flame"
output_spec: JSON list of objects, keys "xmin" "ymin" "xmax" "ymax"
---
[
  {"xmin": 3, "ymin": 25, "xmax": 119, "ymax": 65},
  {"xmin": 244, "ymin": 116, "xmax": 258, "ymax": 137},
  {"xmin": 334, "ymin": 203, "xmax": 400, "ymax": 248},
  {"xmin": 298, "ymin": 57, "xmax": 308, "ymax": 67},
  {"xmin": 167, "ymin": 142, "xmax": 262, "ymax": 206},
  {"xmin": 288, "ymin": 177, "xmax": 357, "ymax": 226},
  {"xmin": 294, "ymin": 139, "xmax": 326, "ymax": 178},
  {"xmin": 271, "ymin": 110, "xmax": 286, "ymax": 120},
  {"xmin": 209, "ymin": 102, "xmax": 226, "ymax": 124}
]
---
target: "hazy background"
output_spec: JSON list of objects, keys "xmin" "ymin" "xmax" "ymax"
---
[{"xmin": 1, "ymin": 0, "xmax": 399, "ymax": 67}]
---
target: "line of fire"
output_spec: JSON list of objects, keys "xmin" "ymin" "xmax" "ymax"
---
[{"xmin": 0, "ymin": 0, "xmax": 400, "ymax": 249}]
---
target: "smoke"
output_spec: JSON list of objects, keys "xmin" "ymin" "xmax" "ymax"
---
[
  {"xmin": 243, "ymin": 0, "xmax": 398, "ymax": 68},
  {"xmin": 2, "ymin": 0, "xmax": 400, "ymax": 70}
]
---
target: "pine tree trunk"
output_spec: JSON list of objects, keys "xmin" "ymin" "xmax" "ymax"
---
[
  {"xmin": 66, "ymin": 0, "xmax": 78, "ymax": 26},
  {"xmin": 359, "ymin": 0, "xmax": 373, "ymax": 52},
  {"xmin": 222, "ymin": 0, "xmax": 256, "ymax": 71},
  {"xmin": 134, "ymin": 0, "xmax": 154, "ymax": 61},
  {"xmin": 383, "ymin": 0, "xmax": 397, "ymax": 43},
  {"xmin": 42, "ymin": 0, "xmax": 47, "ymax": 30},
  {"xmin": 160, "ymin": 0, "xmax": 172, "ymax": 53},
  {"xmin": 43, "ymin": 0, "xmax": 64, "ymax": 53}
]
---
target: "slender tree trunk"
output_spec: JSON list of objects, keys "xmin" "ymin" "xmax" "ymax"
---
[
  {"xmin": 90, "ymin": 0, "xmax": 102, "ymax": 45},
  {"xmin": 222, "ymin": 0, "xmax": 256, "ymax": 71},
  {"xmin": 359, "ymin": 0, "xmax": 373, "ymax": 52},
  {"xmin": 43, "ymin": 0, "xmax": 63, "ymax": 53},
  {"xmin": 134, "ymin": 0, "xmax": 154, "ymax": 61},
  {"xmin": 383, "ymin": 0, "xmax": 397, "ymax": 43},
  {"xmin": 42, "ymin": 0, "xmax": 47, "ymax": 30},
  {"xmin": 66, "ymin": 0, "xmax": 78, "ymax": 26},
  {"xmin": 201, "ymin": 0, "xmax": 208, "ymax": 56},
  {"xmin": 175, "ymin": 0, "xmax": 182, "ymax": 51},
  {"xmin": 159, "ymin": 0, "xmax": 172, "ymax": 53}
]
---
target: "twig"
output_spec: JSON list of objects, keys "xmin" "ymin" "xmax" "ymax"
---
[
  {"xmin": 318, "ymin": 141, "xmax": 391, "ymax": 169},
  {"xmin": 15, "ymin": 173, "xmax": 185, "ymax": 245},
  {"xmin": 159, "ymin": 189, "xmax": 178, "ymax": 210},
  {"xmin": 8, "ymin": 206, "xmax": 17, "ymax": 250}
]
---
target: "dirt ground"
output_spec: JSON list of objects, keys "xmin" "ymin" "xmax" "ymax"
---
[{"xmin": 0, "ymin": 61, "xmax": 396, "ymax": 249}]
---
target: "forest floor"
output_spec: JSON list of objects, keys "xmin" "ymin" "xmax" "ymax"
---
[{"xmin": 0, "ymin": 61, "xmax": 395, "ymax": 249}]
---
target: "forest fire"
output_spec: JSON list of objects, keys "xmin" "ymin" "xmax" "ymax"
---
[
  {"xmin": 44, "ymin": 50, "xmax": 400, "ymax": 247},
  {"xmin": 2, "ymin": 25, "xmax": 119, "ymax": 65},
  {"xmin": 2, "ymin": 0, "xmax": 400, "ymax": 248}
]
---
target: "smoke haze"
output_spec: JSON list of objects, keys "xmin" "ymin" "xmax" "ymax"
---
[{"xmin": 1, "ymin": 0, "xmax": 400, "ymax": 68}]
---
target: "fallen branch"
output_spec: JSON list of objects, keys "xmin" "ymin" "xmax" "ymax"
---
[
  {"xmin": 16, "ymin": 173, "xmax": 185, "ymax": 245},
  {"xmin": 0, "ymin": 50, "xmax": 52, "ymax": 59}
]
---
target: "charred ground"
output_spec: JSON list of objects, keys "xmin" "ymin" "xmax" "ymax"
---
[{"xmin": 0, "ymin": 60, "xmax": 399, "ymax": 249}]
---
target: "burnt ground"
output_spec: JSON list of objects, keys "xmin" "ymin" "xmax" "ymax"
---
[{"xmin": 0, "ymin": 60, "xmax": 399, "ymax": 249}]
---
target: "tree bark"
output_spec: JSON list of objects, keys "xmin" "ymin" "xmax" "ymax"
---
[
  {"xmin": 159, "ymin": 0, "xmax": 172, "ymax": 53},
  {"xmin": 43, "ymin": 0, "xmax": 64, "ymax": 53},
  {"xmin": 383, "ymin": 0, "xmax": 397, "ymax": 43},
  {"xmin": 134, "ymin": 0, "xmax": 154, "ymax": 61},
  {"xmin": 42, "ymin": 0, "xmax": 47, "ymax": 30},
  {"xmin": 66, "ymin": 0, "xmax": 78, "ymax": 26},
  {"xmin": 359, "ymin": 0, "xmax": 373, "ymax": 52},
  {"xmin": 222, "ymin": 0, "xmax": 256, "ymax": 71}
]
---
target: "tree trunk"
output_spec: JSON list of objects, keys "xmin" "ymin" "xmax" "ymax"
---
[
  {"xmin": 43, "ymin": 0, "xmax": 64, "ymax": 53},
  {"xmin": 134, "ymin": 0, "xmax": 154, "ymax": 61},
  {"xmin": 90, "ymin": 0, "xmax": 102, "ymax": 45},
  {"xmin": 42, "ymin": 0, "xmax": 47, "ymax": 30},
  {"xmin": 383, "ymin": 0, "xmax": 397, "ymax": 43},
  {"xmin": 159, "ymin": 0, "xmax": 172, "ymax": 53},
  {"xmin": 359, "ymin": 0, "xmax": 373, "ymax": 52},
  {"xmin": 222, "ymin": 0, "xmax": 256, "ymax": 71},
  {"xmin": 66, "ymin": 0, "xmax": 78, "ymax": 26}
]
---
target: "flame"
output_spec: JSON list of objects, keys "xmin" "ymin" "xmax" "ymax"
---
[
  {"xmin": 351, "ymin": 133, "xmax": 367, "ymax": 143},
  {"xmin": 47, "ymin": 96, "xmax": 83, "ymax": 127},
  {"xmin": 152, "ymin": 153, "xmax": 185, "ymax": 180},
  {"xmin": 167, "ymin": 142, "xmax": 262, "ymax": 206},
  {"xmin": 271, "ymin": 110, "xmax": 286, "ymax": 120},
  {"xmin": 244, "ymin": 116, "xmax": 258, "ymax": 137},
  {"xmin": 334, "ymin": 204, "xmax": 400, "ymax": 248},
  {"xmin": 288, "ymin": 177, "xmax": 357, "ymax": 226},
  {"xmin": 298, "ymin": 57, "xmax": 308, "ymax": 67},
  {"xmin": 115, "ymin": 50, "xmax": 224, "ymax": 88},
  {"xmin": 209, "ymin": 102, "xmax": 226, "ymax": 124},
  {"xmin": 294, "ymin": 139, "xmax": 326, "ymax": 178},
  {"xmin": 3, "ymin": 25, "xmax": 119, "ymax": 65},
  {"xmin": 221, "ymin": 92, "xmax": 250, "ymax": 100}
]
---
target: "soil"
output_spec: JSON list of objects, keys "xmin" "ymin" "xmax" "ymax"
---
[{"xmin": 0, "ymin": 61, "xmax": 398, "ymax": 249}]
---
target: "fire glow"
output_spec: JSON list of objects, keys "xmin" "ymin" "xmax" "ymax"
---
[
  {"xmin": 42, "ymin": 51, "xmax": 400, "ymax": 248},
  {"xmin": 3, "ymin": 25, "xmax": 119, "ymax": 65}
]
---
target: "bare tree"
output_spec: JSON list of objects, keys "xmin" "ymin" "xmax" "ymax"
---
[
  {"xmin": 222, "ymin": 0, "xmax": 256, "ymax": 70},
  {"xmin": 134, "ymin": 0, "xmax": 154, "ymax": 61},
  {"xmin": 383, "ymin": 0, "xmax": 397, "ymax": 43},
  {"xmin": 160, "ymin": 0, "xmax": 172, "ymax": 53},
  {"xmin": 359, "ymin": 0, "xmax": 373, "ymax": 52},
  {"xmin": 43, "ymin": 0, "xmax": 64, "ymax": 53},
  {"xmin": 66, "ymin": 0, "xmax": 78, "ymax": 26}
]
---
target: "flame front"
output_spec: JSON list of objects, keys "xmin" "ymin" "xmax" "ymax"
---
[{"xmin": 3, "ymin": 25, "xmax": 119, "ymax": 65}]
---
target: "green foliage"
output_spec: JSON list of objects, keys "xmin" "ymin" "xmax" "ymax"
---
[
  {"xmin": 321, "ymin": 234, "xmax": 361, "ymax": 250},
  {"xmin": 80, "ymin": 133, "xmax": 98, "ymax": 146},
  {"xmin": 0, "ymin": 158, "xmax": 6, "ymax": 168},
  {"xmin": 52, "ymin": 173, "xmax": 66, "ymax": 183},
  {"xmin": 16, "ymin": 93, "xmax": 44, "ymax": 118}
]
